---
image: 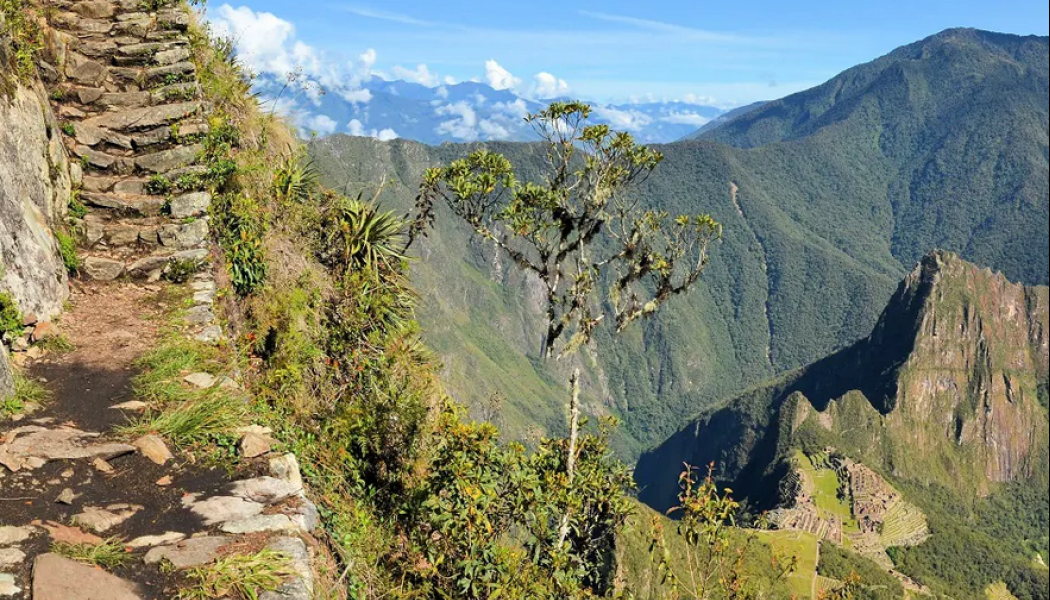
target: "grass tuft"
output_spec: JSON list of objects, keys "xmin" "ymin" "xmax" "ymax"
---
[
  {"xmin": 177, "ymin": 550, "xmax": 296, "ymax": 600},
  {"xmin": 123, "ymin": 389, "xmax": 248, "ymax": 449},
  {"xmin": 3, "ymin": 371, "xmax": 53, "ymax": 416},
  {"xmin": 52, "ymin": 537, "xmax": 131, "ymax": 569}
]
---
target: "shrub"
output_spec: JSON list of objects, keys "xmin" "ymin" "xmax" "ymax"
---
[
  {"xmin": 0, "ymin": 292, "xmax": 22, "ymax": 338},
  {"xmin": 214, "ymin": 193, "xmax": 268, "ymax": 296}
]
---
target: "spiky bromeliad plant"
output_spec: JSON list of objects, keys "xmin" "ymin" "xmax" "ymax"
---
[{"xmin": 318, "ymin": 191, "xmax": 407, "ymax": 279}]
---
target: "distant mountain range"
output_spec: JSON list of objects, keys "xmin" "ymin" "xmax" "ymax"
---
[{"xmin": 256, "ymin": 73, "xmax": 728, "ymax": 144}]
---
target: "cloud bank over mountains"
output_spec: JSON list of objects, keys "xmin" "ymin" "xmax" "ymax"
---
[{"xmin": 208, "ymin": 4, "xmax": 735, "ymax": 144}]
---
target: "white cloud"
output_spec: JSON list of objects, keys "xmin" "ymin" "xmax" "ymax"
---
[
  {"xmin": 391, "ymin": 63, "xmax": 439, "ymax": 87},
  {"xmin": 533, "ymin": 72, "xmax": 569, "ymax": 99},
  {"xmin": 681, "ymin": 93, "xmax": 720, "ymax": 107},
  {"xmin": 493, "ymin": 99, "xmax": 530, "ymax": 118},
  {"xmin": 348, "ymin": 119, "xmax": 399, "ymax": 141},
  {"xmin": 209, "ymin": 5, "xmax": 374, "ymax": 105},
  {"xmin": 359, "ymin": 48, "xmax": 377, "ymax": 70},
  {"xmin": 484, "ymin": 60, "xmax": 521, "ymax": 91},
  {"xmin": 479, "ymin": 119, "xmax": 511, "ymax": 140},
  {"xmin": 593, "ymin": 106, "xmax": 653, "ymax": 131},
  {"xmin": 304, "ymin": 114, "xmax": 337, "ymax": 135},
  {"xmin": 435, "ymin": 86, "xmax": 449, "ymax": 99},
  {"xmin": 659, "ymin": 111, "xmax": 711, "ymax": 126},
  {"xmin": 435, "ymin": 102, "xmax": 479, "ymax": 141},
  {"xmin": 339, "ymin": 88, "xmax": 373, "ymax": 104},
  {"xmin": 443, "ymin": 75, "xmax": 458, "ymax": 86},
  {"xmin": 209, "ymin": 5, "xmax": 299, "ymax": 75}
]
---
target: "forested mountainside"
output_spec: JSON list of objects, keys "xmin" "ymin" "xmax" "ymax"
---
[
  {"xmin": 698, "ymin": 28, "xmax": 1049, "ymax": 286},
  {"xmin": 309, "ymin": 30, "xmax": 1049, "ymax": 458},
  {"xmin": 636, "ymin": 252, "xmax": 1050, "ymax": 599}
]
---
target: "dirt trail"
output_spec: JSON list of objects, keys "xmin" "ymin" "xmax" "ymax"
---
[{"xmin": 2, "ymin": 283, "xmax": 232, "ymax": 597}]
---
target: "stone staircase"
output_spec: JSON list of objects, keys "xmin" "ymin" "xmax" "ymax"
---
[{"xmin": 39, "ymin": 0, "xmax": 213, "ymax": 285}]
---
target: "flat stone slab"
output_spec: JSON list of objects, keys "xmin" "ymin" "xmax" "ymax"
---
[
  {"xmin": 0, "ymin": 573, "xmax": 20, "ymax": 597},
  {"xmin": 33, "ymin": 554, "xmax": 142, "ymax": 600},
  {"xmin": 0, "ymin": 526, "xmax": 36, "ymax": 546},
  {"xmin": 126, "ymin": 532, "xmax": 185, "ymax": 549},
  {"xmin": 73, "ymin": 505, "xmax": 142, "ymax": 533},
  {"xmin": 80, "ymin": 101, "xmax": 200, "ymax": 132},
  {"xmin": 0, "ymin": 427, "xmax": 135, "ymax": 472},
  {"xmin": 0, "ymin": 549, "xmax": 26, "ymax": 569},
  {"xmin": 220, "ymin": 514, "xmax": 297, "ymax": 535},
  {"xmin": 183, "ymin": 494, "xmax": 264, "ymax": 526},
  {"xmin": 143, "ymin": 536, "xmax": 231, "ymax": 569},
  {"xmin": 260, "ymin": 537, "xmax": 313, "ymax": 600},
  {"xmin": 229, "ymin": 477, "xmax": 301, "ymax": 504}
]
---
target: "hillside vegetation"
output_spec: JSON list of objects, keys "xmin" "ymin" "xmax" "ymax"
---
[{"xmin": 310, "ymin": 30, "xmax": 1049, "ymax": 458}]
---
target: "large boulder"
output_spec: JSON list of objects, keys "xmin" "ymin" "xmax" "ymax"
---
[{"xmin": 0, "ymin": 39, "xmax": 72, "ymax": 321}]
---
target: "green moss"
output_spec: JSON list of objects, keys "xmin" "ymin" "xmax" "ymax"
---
[{"xmin": 56, "ymin": 231, "xmax": 80, "ymax": 275}]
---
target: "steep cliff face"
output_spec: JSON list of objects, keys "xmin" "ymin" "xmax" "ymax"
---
[
  {"xmin": 637, "ymin": 252, "xmax": 1050, "ymax": 511},
  {"xmin": 0, "ymin": 32, "xmax": 73, "ymax": 322}
]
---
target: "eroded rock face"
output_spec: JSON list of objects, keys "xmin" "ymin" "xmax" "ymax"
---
[{"xmin": 0, "ymin": 48, "xmax": 72, "ymax": 321}]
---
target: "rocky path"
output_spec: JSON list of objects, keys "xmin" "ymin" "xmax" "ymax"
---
[
  {"xmin": 1, "ymin": 282, "xmax": 316, "ymax": 599},
  {"xmin": 2, "ymin": 1, "xmax": 318, "ymax": 598}
]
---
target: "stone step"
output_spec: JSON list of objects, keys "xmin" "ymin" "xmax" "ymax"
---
[
  {"xmin": 82, "ymin": 213, "xmax": 210, "ymax": 251},
  {"xmin": 79, "ymin": 101, "xmax": 201, "ymax": 133},
  {"xmin": 81, "ymin": 192, "xmax": 166, "ymax": 216},
  {"xmin": 83, "ymin": 175, "xmax": 150, "ymax": 195},
  {"xmin": 111, "ymin": 62, "xmax": 197, "ymax": 85},
  {"xmin": 81, "ymin": 248, "xmax": 210, "ymax": 281},
  {"xmin": 135, "ymin": 143, "xmax": 203, "ymax": 174}
]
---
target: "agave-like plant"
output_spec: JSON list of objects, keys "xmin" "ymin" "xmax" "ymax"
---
[
  {"xmin": 272, "ymin": 151, "xmax": 319, "ymax": 204},
  {"xmin": 318, "ymin": 192, "xmax": 407, "ymax": 277}
]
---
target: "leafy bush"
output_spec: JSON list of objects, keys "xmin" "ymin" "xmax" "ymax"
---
[
  {"xmin": 1038, "ymin": 383, "xmax": 1048, "ymax": 411},
  {"xmin": 0, "ymin": 292, "xmax": 22, "ymax": 338},
  {"xmin": 214, "ymin": 193, "xmax": 268, "ymax": 296}
]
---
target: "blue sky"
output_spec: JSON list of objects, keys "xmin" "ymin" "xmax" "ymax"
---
[{"xmin": 208, "ymin": 0, "xmax": 1049, "ymax": 107}]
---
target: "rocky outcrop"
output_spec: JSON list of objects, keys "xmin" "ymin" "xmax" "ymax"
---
[
  {"xmin": 0, "ymin": 34, "xmax": 72, "ymax": 321},
  {"xmin": 0, "ymin": 343, "xmax": 12, "ymax": 401},
  {"xmin": 638, "ymin": 252, "xmax": 1050, "ymax": 510}
]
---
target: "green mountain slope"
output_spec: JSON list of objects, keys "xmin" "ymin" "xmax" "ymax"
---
[
  {"xmin": 699, "ymin": 28, "xmax": 1050, "ymax": 286},
  {"xmin": 309, "ymin": 29, "xmax": 1048, "ymax": 458},
  {"xmin": 636, "ymin": 252, "xmax": 1050, "ymax": 598}
]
